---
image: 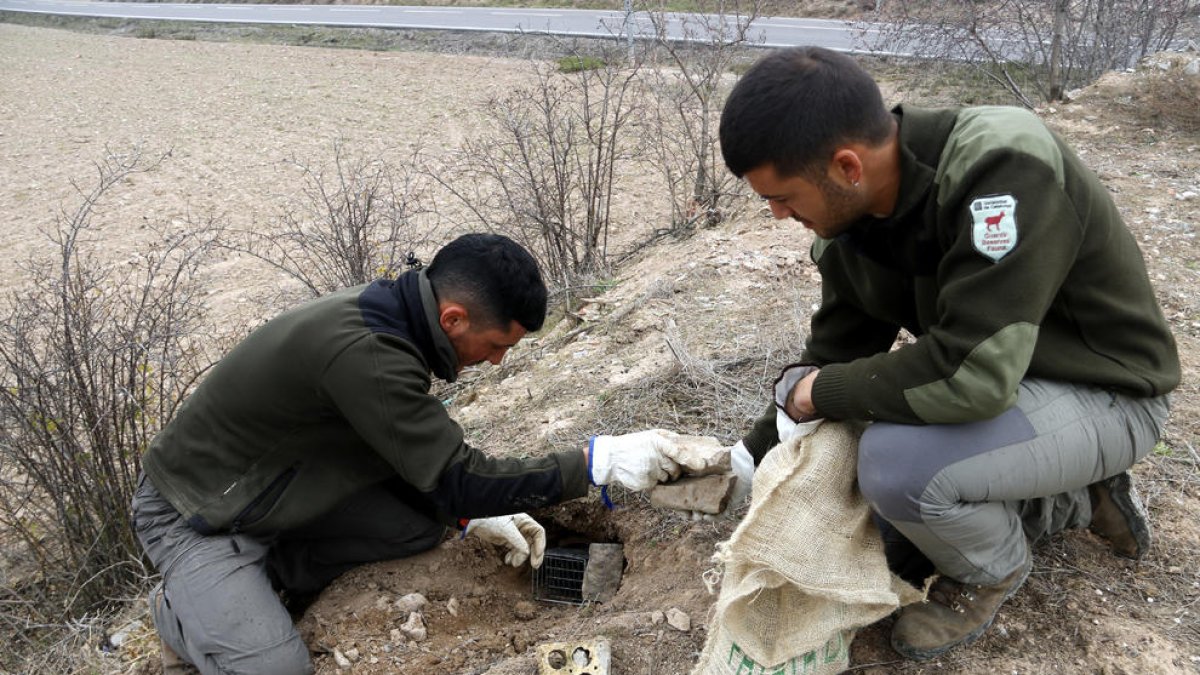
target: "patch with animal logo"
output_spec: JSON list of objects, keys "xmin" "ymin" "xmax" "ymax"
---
[{"xmin": 970, "ymin": 195, "xmax": 1018, "ymax": 262}]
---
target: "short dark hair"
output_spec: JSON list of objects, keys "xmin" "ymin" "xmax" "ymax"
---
[
  {"xmin": 426, "ymin": 233, "xmax": 548, "ymax": 332},
  {"xmin": 719, "ymin": 47, "xmax": 894, "ymax": 178}
]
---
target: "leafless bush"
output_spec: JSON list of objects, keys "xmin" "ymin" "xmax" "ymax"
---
[
  {"xmin": 1137, "ymin": 56, "xmax": 1200, "ymax": 131},
  {"xmin": 862, "ymin": 0, "xmax": 1191, "ymax": 105},
  {"xmin": 436, "ymin": 47, "xmax": 638, "ymax": 289},
  {"xmin": 638, "ymin": 0, "xmax": 761, "ymax": 231},
  {"xmin": 587, "ymin": 317, "xmax": 805, "ymax": 442},
  {"xmin": 225, "ymin": 141, "xmax": 438, "ymax": 298},
  {"xmin": 0, "ymin": 148, "xmax": 218, "ymax": 668}
]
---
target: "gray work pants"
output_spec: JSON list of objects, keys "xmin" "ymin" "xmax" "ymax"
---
[
  {"xmin": 132, "ymin": 476, "xmax": 446, "ymax": 675},
  {"xmin": 857, "ymin": 379, "xmax": 1170, "ymax": 586}
]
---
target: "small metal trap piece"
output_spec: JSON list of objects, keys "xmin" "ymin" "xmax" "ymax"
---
[{"xmin": 533, "ymin": 547, "xmax": 589, "ymax": 605}]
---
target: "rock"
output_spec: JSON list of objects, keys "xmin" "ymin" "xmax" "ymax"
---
[
  {"xmin": 345, "ymin": 647, "xmax": 360, "ymax": 662},
  {"xmin": 333, "ymin": 648, "xmax": 352, "ymax": 668},
  {"xmin": 395, "ymin": 592, "xmax": 428, "ymax": 614},
  {"xmin": 671, "ymin": 434, "xmax": 731, "ymax": 475},
  {"xmin": 390, "ymin": 628, "xmax": 403, "ymax": 644},
  {"xmin": 665, "ymin": 608, "xmax": 690, "ymax": 632},
  {"xmin": 650, "ymin": 610, "xmax": 665, "ymax": 625},
  {"xmin": 581, "ymin": 543, "xmax": 625, "ymax": 603},
  {"xmin": 649, "ymin": 474, "xmax": 738, "ymax": 515},
  {"xmin": 109, "ymin": 620, "xmax": 143, "ymax": 648},
  {"xmin": 402, "ymin": 612, "xmax": 428, "ymax": 642},
  {"xmin": 447, "ymin": 596, "xmax": 460, "ymax": 617},
  {"xmin": 513, "ymin": 600, "xmax": 538, "ymax": 621}
]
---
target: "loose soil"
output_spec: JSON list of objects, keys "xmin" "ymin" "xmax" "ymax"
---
[{"xmin": 1, "ymin": 19, "xmax": 1197, "ymax": 675}]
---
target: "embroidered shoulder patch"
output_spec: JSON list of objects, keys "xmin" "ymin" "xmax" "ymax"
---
[{"xmin": 970, "ymin": 195, "xmax": 1018, "ymax": 262}]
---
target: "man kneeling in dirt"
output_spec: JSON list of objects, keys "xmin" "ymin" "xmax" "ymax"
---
[
  {"xmin": 711, "ymin": 48, "xmax": 1179, "ymax": 660},
  {"xmin": 132, "ymin": 233, "xmax": 687, "ymax": 674}
]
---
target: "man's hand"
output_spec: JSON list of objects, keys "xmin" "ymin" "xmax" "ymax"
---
[
  {"xmin": 691, "ymin": 440, "xmax": 756, "ymax": 521},
  {"xmin": 783, "ymin": 368, "xmax": 820, "ymax": 422},
  {"xmin": 589, "ymin": 429, "xmax": 684, "ymax": 491},
  {"xmin": 464, "ymin": 514, "xmax": 546, "ymax": 568}
]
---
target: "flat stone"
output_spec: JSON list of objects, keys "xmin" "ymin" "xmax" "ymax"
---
[
  {"xmin": 395, "ymin": 592, "xmax": 428, "ymax": 614},
  {"xmin": 649, "ymin": 474, "xmax": 737, "ymax": 515},
  {"xmin": 670, "ymin": 435, "xmax": 731, "ymax": 475},
  {"xmin": 666, "ymin": 608, "xmax": 691, "ymax": 632},
  {"xmin": 581, "ymin": 543, "xmax": 624, "ymax": 603}
]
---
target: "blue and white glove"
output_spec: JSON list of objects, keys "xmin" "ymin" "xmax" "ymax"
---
[
  {"xmin": 588, "ymin": 429, "xmax": 684, "ymax": 491},
  {"xmin": 464, "ymin": 514, "xmax": 546, "ymax": 568}
]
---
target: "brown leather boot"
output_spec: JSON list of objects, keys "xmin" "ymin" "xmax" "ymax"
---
[
  {"xmin": 1088, "ymin": 471, "xmax": 1151, "ymax": 559},
  {"xmin": 150, "ymin": 584, "xmax": 200, "ymax": 674},
  {"xmin": 891, "ymin": 552, "xmax": 1032, "ymax": 661}
]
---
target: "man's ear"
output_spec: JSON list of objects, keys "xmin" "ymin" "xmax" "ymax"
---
[
  {"xmin": 829, "ymin": 148, "xmax": 864, "ymax": 187},
  {"xmin": 439, "ymin": 302, "xmax": 470, "ymax": 338}
]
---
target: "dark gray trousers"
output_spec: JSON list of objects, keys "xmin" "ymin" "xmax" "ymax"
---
[
  {"xmin": 132, "ymin": 476, "xmax": 446, "ymax": 675},
  {"xmin": 857, "ymin": 379, "xmax": 1170, "ymax": 586}
]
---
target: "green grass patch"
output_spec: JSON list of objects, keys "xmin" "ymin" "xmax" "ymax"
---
[{"xmin": 557, "ymin": 55, "xmax": 606, "ymax": 73}]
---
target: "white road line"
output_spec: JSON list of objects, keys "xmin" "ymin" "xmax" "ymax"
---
[
  {"xmin": 263, "ymin": 6, "xmax": 311, "ymax": 10},
  {"xmin": 489, "ymin": 11, "xmax": 560, "ymax": 18},
  {"xmin": 399, "ymin": 9, "xmax": 461, "ymax": 14}
]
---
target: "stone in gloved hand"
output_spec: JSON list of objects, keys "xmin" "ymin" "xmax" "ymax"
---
[{"xmin": 658, "ymin": 432, "xmax": 731, "ymax": 476}]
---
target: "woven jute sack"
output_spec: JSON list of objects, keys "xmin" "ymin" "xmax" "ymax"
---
[{"xmin": 693, "ymin": 420, "xmax": 924, "ymax": 675}]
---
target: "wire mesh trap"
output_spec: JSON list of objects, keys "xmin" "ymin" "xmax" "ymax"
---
[{"xmin": 533, "ymin": 547, "xmax": 590, "ymax": 605}]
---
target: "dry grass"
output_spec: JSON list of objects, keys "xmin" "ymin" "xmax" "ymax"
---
[{"xmin": 1138, "ymin": 64, "xmax": 1200, "ymax": 133}]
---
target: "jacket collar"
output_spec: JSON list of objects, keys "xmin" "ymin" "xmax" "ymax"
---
[
  {"xmin": 887, "ymin": 104, "xmax": 957, "ymax": 223},
  {"xmin": 416, "ymin": 269, "xmax": 460, "ymax": 383}
]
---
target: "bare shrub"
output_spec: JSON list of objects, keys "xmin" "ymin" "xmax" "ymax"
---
[
  {"xmin": 862, "ymin": 0, "xmax": 1191, "ymax": 105},
  {"xmin": 0, "ymin": 148, "xmax": 218, "ymax": 669},
  {"xmin": 1137, "ymin": 56, "xmax": 1200, "ymax": 131},
  {"xmin": 225, "ymin": 141, "xmax": 439, "ymax": 298},
  {"xmin": 436, "ymin": 46, "xmax": 639, "ymax": 289},
  {"xmin": 588, "ymin": 317, "xmax": 806, "ymax": 442},
  {"xmin": 638, "ymin": 0, "xmax": 762, "ymax": 230}
]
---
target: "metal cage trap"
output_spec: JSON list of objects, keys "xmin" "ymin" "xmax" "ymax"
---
[{"xmin": 532, "ymin": 547, "xmax": 590, "ymax": 605}]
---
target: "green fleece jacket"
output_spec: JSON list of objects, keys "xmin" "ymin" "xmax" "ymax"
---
[
  {"xmin": 143, "ymin": 270, "xmax": 589, "ymax": 535},
  {"xmin": 744, "ymin": 105, "xmax": 1179, "ymax": 459}
]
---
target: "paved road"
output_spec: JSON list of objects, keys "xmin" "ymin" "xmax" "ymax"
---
[{"xmin": 0, "ymin": 0, "xmax": 907, "ymax": 54}]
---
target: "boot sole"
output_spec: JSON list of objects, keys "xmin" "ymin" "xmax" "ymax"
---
[{"xmin": 1094, "ymin": 472, "xmax": 1152, "ymax": 560}]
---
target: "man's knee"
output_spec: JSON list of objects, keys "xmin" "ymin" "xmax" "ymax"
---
[
  {"xmin": 858, "ymin": 424, "xmax": 927, "ymax": 522},
  {"xmin": 215, "ymin": 634, "xmax": 313, "ymax": 675}
]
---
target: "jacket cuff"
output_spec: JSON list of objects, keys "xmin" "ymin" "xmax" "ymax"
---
[
  {"xmin": 811, "ymin": 363, "xmax": 855, "ymax": 420},
  {"xmin": 740, "ymin": 401, "xmax": 779, "ymax": 463},
  {"xmin": 555, "ymin": 447, "xmax": 590, "ymax": 501}
]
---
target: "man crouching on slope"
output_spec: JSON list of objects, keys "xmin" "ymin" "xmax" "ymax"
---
[{"xmin": 133, "ymin": 233, "xmax": 686, "ymax": 674}]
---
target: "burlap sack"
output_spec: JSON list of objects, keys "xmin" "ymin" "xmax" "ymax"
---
[{"xmin": 693, "ymin": 420, "xmax": 924, "ymax": 675}]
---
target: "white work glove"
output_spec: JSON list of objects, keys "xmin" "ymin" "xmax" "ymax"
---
[
  {"xmin": 691, "ymin": 440, "xmax": 756, "ymax": 521},
  {"xmin": 463, "ymin": 514, "xmax": 546, "ymax": 568},
  {"xmin": 589, "ymin": 429, "xmax": 684, "ymax": 491}
]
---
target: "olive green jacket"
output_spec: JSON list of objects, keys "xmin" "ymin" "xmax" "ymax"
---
[
  {"xmin": 744, "ymin": 105, "xmax": 1179, "ymax": 458},
  {"xmin": 143, "ymin": 270, "xmax": 588, "ymax": 535}
]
